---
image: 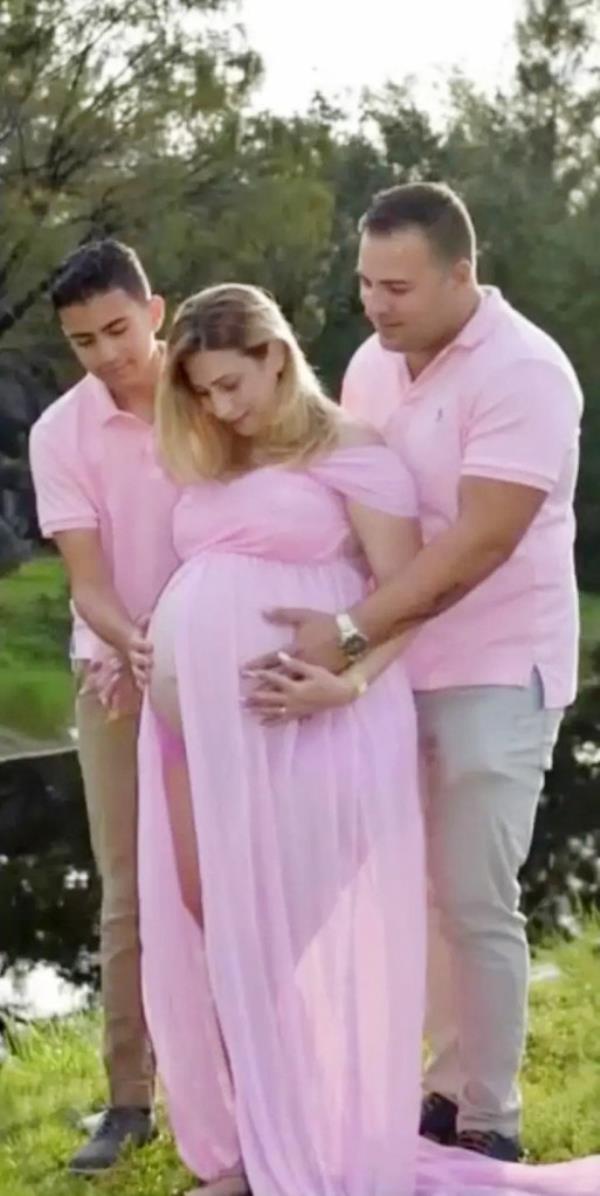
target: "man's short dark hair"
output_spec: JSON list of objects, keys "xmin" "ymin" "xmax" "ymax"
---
[
  {"xmin": 50, "ymin": 239, "xmax": 151, "ymax": 311},
  {"xmin": 359, "ymin": 182, "xmax": 476, "ymax": 264}
]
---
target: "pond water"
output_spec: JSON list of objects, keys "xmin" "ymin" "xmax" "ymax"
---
[{"xmin": 0, "ymin": 747, "xmax": 100, "ymax": 1020}]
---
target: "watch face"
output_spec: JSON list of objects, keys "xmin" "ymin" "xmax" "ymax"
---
[{"xmin": 345, "ymin": 632, "xmax": 367, "ymax": 657}]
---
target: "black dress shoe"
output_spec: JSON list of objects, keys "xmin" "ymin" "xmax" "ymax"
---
[
  {"xmin": 419, "ymin": 1092, "xmax": 458, "ymax": 1145},
  {"xmin": 456, "ymin": 1129, "xmax": 523, "ymax": 1162},
  {"xmin": 68, "ymin": 1106, "xmax": 156, "ymax": 1174}
]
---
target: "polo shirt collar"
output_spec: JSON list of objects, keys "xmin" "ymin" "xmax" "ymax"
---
[
  {"xmin": 89, "ymin": 375, "xmax": 152, "ymax": 428},
  {"xmin": 454, "ymin": 285, "xmax": 504, "ymax": 349},
  {"xmin": 86, "ymin": 375, "xmax": 122, "ymax": 425},
  {"xmin": 394, "ymin": 286, "xmax": 505, "ymax": 400}
]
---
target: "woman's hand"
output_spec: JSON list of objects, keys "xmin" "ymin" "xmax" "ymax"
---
[
  {"xmin": 127, "ymin": 615, "xmax": 153, "ymax": 690},
  {"xmin": 242, "ymin": 652, "xmax": 356, "ymax": 724}
]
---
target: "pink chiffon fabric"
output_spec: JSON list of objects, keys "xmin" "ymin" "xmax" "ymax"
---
[{"xmin": 137, "ymin": 445, "xmax": 599, "ymax": 1196}]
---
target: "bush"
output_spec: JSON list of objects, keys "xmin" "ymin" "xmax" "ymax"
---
[{"xmin": 522, "ymin": 655, "xmax": 600, "ymax": 942}]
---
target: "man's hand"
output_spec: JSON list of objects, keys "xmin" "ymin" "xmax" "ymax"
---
[{"xmin": 243, "ymin": 608, "xmax": 347, "ymax": 674}]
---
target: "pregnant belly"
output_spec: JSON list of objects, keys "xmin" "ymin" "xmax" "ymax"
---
[
  {"xmin": 148, "ymin": 552, "xmax": 369, "ymax": 733},
  {"xmin": 149, "ymin": 551, "xmax": 414, "ymax": 762},
  {"xmin": 153, "ymin": 551, "xmax": 368, "ymax": 660}
]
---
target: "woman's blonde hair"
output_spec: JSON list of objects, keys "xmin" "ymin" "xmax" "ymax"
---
[{"xmin": 157, "ymin": 283, "xmax": 339, "ymax": 480}]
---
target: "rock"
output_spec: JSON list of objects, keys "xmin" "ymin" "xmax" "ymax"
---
[
  {"xmin": 0, "ymin": 514, "xmax": 30, "ymax": 574},
  {"xmin": 0, "ymin": 349, "xmax": 57, "ymax": 541},
  {"xmin": 531, "ymin": 962, "xmax": 563, "ymax": 984},
  {"xmin": 0, "ymin": 349, "xmax": 56, "ymax": 451}
]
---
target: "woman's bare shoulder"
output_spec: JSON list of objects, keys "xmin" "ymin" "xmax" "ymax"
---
[{"xmin": 333, "ymin": 415, "xmax": 384, "ymax": 449}]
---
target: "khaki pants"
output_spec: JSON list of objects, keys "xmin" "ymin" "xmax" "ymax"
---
[
  {"xmin": 416, "ymin": 671, "xmax": 562, "ymax": 1138},
  {"xmin": 75, "ymin": 678, "xmax": 154, "ymax": 1108}
]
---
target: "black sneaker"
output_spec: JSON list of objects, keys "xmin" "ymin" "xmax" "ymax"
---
[
  {"xmin": 68, "ymin": 1106, "xmax": 156, "ymax": 1174},
  {"xmin": 457, "ymin": 1129, "xmax": 522, "ymax": 1162},
  {"xmin": 420, "ymin": 1092, "xmax": 458, "ymax": 1145}
]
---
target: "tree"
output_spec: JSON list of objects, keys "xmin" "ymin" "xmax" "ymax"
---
[
  {"xmin": 0, "ymin": 0, "xmax": 261, "ymax": 346},
  {"xmin": 514, "ymin": 0, "xmax": 600, "ymax": 188},
  {"xmin": 136, "ymin": 109, "xmax": 337, "ymax": 337},
  {"xmin": 511, "ymin": 0, "xmax": 600, "ymax": 587}
]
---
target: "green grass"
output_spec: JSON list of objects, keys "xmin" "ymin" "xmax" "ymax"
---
[
  {"xmin": 1, "ymin": 928, "xmax": 599, "ymax": 1194},
  {"xmin": 522, "ymin": 926, "xmax": 600, "ymax": 1160},
  {"xmin": 0, "ymin": 1014, "xmax": 190, "ymax": 1196},
  {"xmin": 0, "ymin": 553, "xmax": 72, "ymax": 739}
]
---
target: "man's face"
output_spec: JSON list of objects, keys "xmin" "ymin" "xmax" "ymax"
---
[
  {"xmin": 358, "ymin": 228, "xmax": 469, "ymax": 354},
  {"xmin": 59, "ymin": 288, "xmax": 164, "ymax": 388}
]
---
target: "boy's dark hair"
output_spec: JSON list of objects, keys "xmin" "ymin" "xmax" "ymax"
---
[
  {"xmin": 359, "ymin": 182, "xmax": 476, "ymax": 264},
  {"xmin": 50, "ymin": 239, "xmax": 151, "ymax": 311}
]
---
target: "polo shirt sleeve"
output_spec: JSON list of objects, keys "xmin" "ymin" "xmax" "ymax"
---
[
  {"xmin": 461, "ymin": 358, "xmax": 582, "ymax": 493},
  {"xmin": 29, "ymin": 419, "xmax": 99, "ymax": 538}
]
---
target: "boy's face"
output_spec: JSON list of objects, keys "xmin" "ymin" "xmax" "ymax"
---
[{"xmin": 58, "ymin": 288, "xmax": 164, "ymax": 388}]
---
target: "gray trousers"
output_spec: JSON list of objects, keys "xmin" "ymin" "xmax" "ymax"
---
[{"xmin": 416, "ymin": 672, "xmax": 562, "ymax": 1137}]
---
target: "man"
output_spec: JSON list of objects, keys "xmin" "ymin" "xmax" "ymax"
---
[
  {"xmin": 29, "ymin": 240, "xmax": 180, "ymax": 1173},
  {"xmin": 259, "ymin": 183, "xmax": 581, "ymax": 1160}
]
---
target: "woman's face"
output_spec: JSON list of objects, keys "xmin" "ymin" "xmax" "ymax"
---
[{"xmin": 184, "ymin": 341, "xmax": 285, "ymax": 437}]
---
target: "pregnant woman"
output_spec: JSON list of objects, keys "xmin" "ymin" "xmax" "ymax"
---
[{"xmin": 135, "ymin": 284, "xmax": 599, "ymax": 1196}]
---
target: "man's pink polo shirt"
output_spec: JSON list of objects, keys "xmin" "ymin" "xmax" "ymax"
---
[
  {"xmin": 342, "ymin": 287, "xmax": 582, "ymax": 708},
  {"xmin": 29, "ymin": 373, "xmax": 180, "ymax": 660}
]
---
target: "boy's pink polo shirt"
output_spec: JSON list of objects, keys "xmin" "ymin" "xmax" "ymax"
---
[
  {"xmin": 342, "ymin": 287, "xmax": 582, "ymax": 708},
  {"xmin": 29, "ymin": 373, "xmax": 181, "ymax": 660}
]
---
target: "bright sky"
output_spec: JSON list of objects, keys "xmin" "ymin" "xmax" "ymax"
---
[{"xmin": 240, "ymin": 0, "xmax": 525, "ymax": 117}]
